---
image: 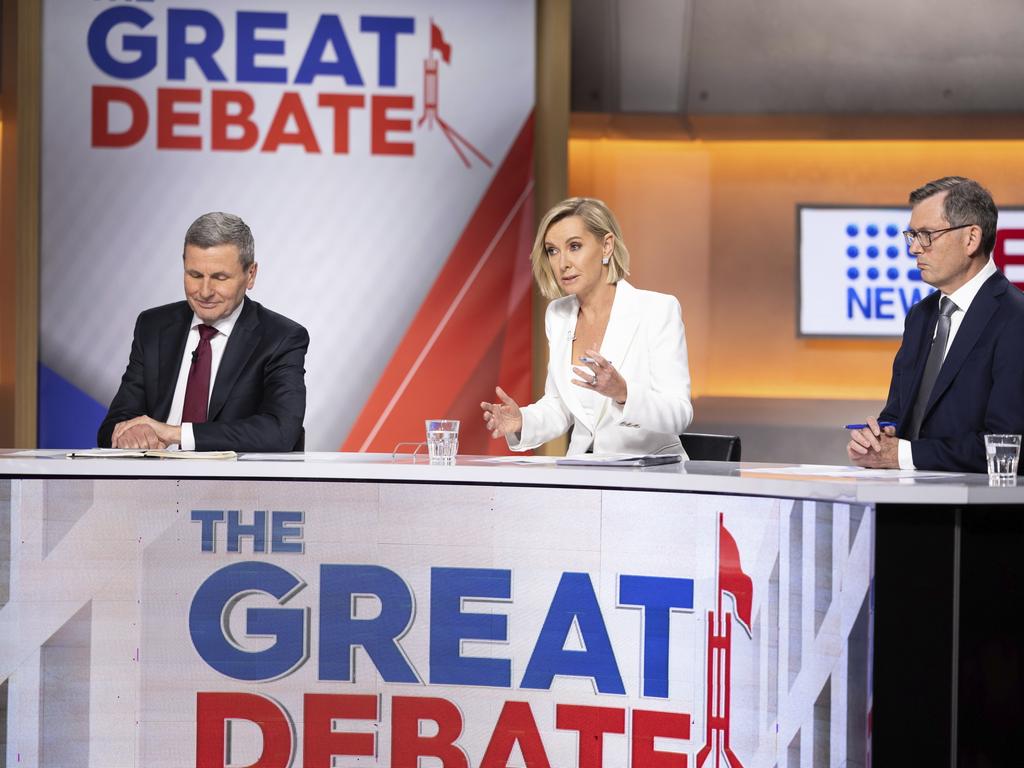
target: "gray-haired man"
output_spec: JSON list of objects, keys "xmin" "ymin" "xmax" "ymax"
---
[{"xmin": 98, "ymin": 212, "xmax": 308, "ymax": 452}]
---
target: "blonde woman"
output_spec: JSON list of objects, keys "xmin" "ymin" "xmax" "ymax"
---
[{"xmin": 481, "ymin": 197, "xmax": 693, "ymax": 455}]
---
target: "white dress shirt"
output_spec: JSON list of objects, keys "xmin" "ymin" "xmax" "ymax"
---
[
  {"xmin": 166, "ymin": 301, "xmax": 245, "ymax": 450},
  {"xmin": 573, "ymin": 363, "xmax": 603, "ymax": 437},
  {"xmin": 898, "ymin": 258, "xmax": 998, "ymax": 469}
]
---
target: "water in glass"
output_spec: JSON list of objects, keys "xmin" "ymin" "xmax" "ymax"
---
[
  {"xmin": 985, "ymin": 434, "xmax": 1021, "ymax": 482},
  {"xmin": 425, "ymin": 419, "xmax": 460, "ymax": 465}
]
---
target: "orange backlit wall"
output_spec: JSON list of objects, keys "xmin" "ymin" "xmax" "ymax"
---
[{"xmin": 569, "ymin": 137, "xmax": 1024, "ymax": 403}]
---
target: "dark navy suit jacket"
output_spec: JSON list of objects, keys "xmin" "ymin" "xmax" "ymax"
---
[
  {"xmin": 97, "ymin": 297, "xmax": 308, "ymax": 452},
  {"xmin": 880, "ymin": 270, "xmax": 1024, "ymax": 472}
]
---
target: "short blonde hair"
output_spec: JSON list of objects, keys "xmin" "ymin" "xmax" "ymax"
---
[{"xmin": 530, "ymin": 197, "xmax": 630, "ymax": 299}]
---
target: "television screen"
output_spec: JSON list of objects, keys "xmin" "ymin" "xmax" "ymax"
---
[{"xmin": 798, "ymin": 206, "xmax": 1024, "ymax": 337}]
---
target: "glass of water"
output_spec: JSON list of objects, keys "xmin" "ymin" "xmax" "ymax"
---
[
  {"xmin": 984, "ymin": 434, "xmax": 1021, "ymax": 485},
  {"xmin": 425, "ymin": 419, "xmax": 460, "ymax": 465}
]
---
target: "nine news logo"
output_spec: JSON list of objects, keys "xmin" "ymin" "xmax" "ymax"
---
[{"xmin": 799, "ymin": 206, "xmax": 1024, "ymax": 337}]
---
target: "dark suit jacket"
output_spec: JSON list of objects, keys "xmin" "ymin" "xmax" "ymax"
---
[
  {"xmin": 880, "ymin": 270, "xmax": 1024, "ymax": 472},
  {"xmin": 97, "ymin": 297, "xmax": 308, "ymax": 452}
]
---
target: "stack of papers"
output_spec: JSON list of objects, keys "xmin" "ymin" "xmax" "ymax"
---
[
  {"xmin": 556, "ymin": 453, "xmax": 682, "ymax": 468},
  {"xmin": 476, "ymin": 455, "xmax": 559, "ymax": 464},
  {"xmin": 66, "ymin": 448, "xmax": 237, "ymax": 460}
]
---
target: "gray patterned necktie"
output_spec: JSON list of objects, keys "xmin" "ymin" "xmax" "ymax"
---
[{"xmin": 907, "ymin": 296, "xmax": 958, "ymax": 439}]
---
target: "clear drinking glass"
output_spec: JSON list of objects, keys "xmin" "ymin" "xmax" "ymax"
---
[
  {"xmin": 425, "ymin": 419, "xmax": 460, "ymax": 465},
  {"xmin": 984, "ymin": 434, "xmax": 1021, "ymax": 486}
]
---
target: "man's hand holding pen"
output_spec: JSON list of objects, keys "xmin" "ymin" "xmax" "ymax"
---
[{"xmin": 847, "ymin": 417, "xmax": 899, "ymax": 469}]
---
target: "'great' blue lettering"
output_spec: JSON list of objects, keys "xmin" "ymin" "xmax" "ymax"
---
[
  {"xmin": 167, "ymin": 9, "xmax": 226, "ymax": 81},
  {"xmin": 318, "ymin": 564, "xmax": 419, "ymax": 683},
  {"xmin": 189, "ymin": 561, "xmax": 307, "ymax": 681},
  {"xmin": 430, "ymin": 567, "xmax": 511, "ymax": 687},
  {"xmin": 237, "ymin": 11, "xmax": 288, "ymax": 83},
  {"xmin": 619, "ymin": 575, "xmax": 694, "ymax": 698},
  {"xmin": 88, "ymin": 10, "xmax": 415, "ymax": 86},
  {"xmin": 295, "ymin": 15, "xmax": 364, "ymax": 86},
  {"xmin": 520, "ymin": 572, "xmax": 625, "ymax": 694},
  {"xmin": 88, "ymin": 7, "xmax": 156, "ymax": 79},
  {"xmin": 360, "ymin": 16, "xmax": 416, "ymax": 87}
]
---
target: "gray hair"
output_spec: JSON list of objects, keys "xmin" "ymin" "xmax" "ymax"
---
[
  {"xmin": 909, "ymin": 176, "xmax": 998, "ymax": 256},
  {"xmin": 183, "ymin": 212, "xmax": 255, "ymax": 269}
]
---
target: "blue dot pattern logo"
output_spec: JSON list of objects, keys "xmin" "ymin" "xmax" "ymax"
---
[
  {"xmin": 841, "ymin": 215, "xmax": 935, "ymax": 324},
  {"xmin": 801, "ymin": 208, "xmax": 941, "ymax": 335},
  {"xmin": 845, "ymin": 221, "xmax": 912, "ymax": 286}
]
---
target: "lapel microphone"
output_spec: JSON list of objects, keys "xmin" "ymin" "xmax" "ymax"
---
[{"xmin": 191, "ymin": 349, "xmax": 199, "ymax": 364}]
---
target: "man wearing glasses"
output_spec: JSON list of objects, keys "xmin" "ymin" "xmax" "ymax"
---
[{"xmin": 847, "ymin": 176, "xmax": 1024, "ymax": 471}]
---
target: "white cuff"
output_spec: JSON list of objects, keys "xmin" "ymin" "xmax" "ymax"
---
[
  {"xmin": 180, "ymin": 423, "xmax": 196, "ymax": 451},
  {"xmin": 897, "ymin": 439, "xmax": 916, "ymax": 470},
  {"xmin": 505, "ymin": 431, "xmax": 526, "ymax": 452}
]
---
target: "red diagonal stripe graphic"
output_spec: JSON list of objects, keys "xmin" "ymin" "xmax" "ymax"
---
[{"xmin": 343, "ymin": 115, "xmax": 534, "ymax": 453}]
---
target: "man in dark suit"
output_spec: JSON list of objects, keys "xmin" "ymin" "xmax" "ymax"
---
[
  {"xmin": 98, "ymin": 212, "xmax": 308, "ymax": 452},
  {"xmin": 848, "ymin": 177, "xmax": 1024, "ymax": 472}
]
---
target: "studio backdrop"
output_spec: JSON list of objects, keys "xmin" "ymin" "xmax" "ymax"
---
[{"xmin": 38, "ymin": 0, "xmax": 535, "ymax": 452}]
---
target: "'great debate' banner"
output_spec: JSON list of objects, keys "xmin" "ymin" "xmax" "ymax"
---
[
  {"xmin": 40, "ymin": 0, "xmax": 535, "ymax": 451},
  {"xmin": 2, "ymin": 478, "xmax": 873, "ymax": 766}
]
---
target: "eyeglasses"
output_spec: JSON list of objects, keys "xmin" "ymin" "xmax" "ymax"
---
[{"xmin": 902, "ymin": 223, "xmax": 974, "ymax": 248}]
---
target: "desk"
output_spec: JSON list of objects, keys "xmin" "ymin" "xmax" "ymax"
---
[{"xmin": 0, "ymin": 454, "xmax": 1019, "ymax": 767}]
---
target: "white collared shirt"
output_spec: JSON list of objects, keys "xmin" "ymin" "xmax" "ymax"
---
[
  {"xmin": 573, "ymin": 362, "xmax": 603, "ymax": 428},
  {"xmin": 166, "ymin": 300, "xmax": 245, "ymax": 450},
  {"xmin": 899, "ymin": 258, "xmax": 998, "ymax": 469}
]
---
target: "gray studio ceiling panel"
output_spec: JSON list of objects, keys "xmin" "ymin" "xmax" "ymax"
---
[{"xmin": 572, "ymin": 0, "xmax": 1024, "ymax": 114}]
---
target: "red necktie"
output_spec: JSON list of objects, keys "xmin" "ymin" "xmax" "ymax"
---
[{"xmin": 181, "ymin": 324, "xmax": 218, "ymax": 424}]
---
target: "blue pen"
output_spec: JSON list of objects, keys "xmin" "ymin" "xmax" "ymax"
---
[{"xmin": 844, "ymin": 421, "xmax": 897, "ymax": 430}]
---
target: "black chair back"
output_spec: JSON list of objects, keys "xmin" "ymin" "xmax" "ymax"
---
[{"xmin": 680, "ymin": 432, "xmax": 741, "ymax": 462}]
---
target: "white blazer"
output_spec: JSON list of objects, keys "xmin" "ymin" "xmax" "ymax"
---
[{"xmin": 508, "ymin": 280, "xmax": 693, "ymax": 456}]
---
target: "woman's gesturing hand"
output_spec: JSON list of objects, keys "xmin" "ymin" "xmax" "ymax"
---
[
  {"xmin": 480, "ymin": 386, "xmax": 523, "ymax": 438},
  {"xmin": 571, "ymin": 349, "xmax": 628, "ymax": 404}
]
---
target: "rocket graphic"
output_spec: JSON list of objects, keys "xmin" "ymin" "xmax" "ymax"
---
[
  {"xmin": 418, "ymin": 20, "xmax": 492, "ymax": 169},
  {"xmin": 696, "ymin": 513, "xmax": 754, "ymax": 768}
]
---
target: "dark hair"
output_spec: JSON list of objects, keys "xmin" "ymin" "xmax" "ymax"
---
[
  {"xmin": 183, "ymin": 212, "xmax": 255, "ymax": 268},
  {"xmin": 909, "ymin": 176, "xmax": 998, "ymax": 256}
]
